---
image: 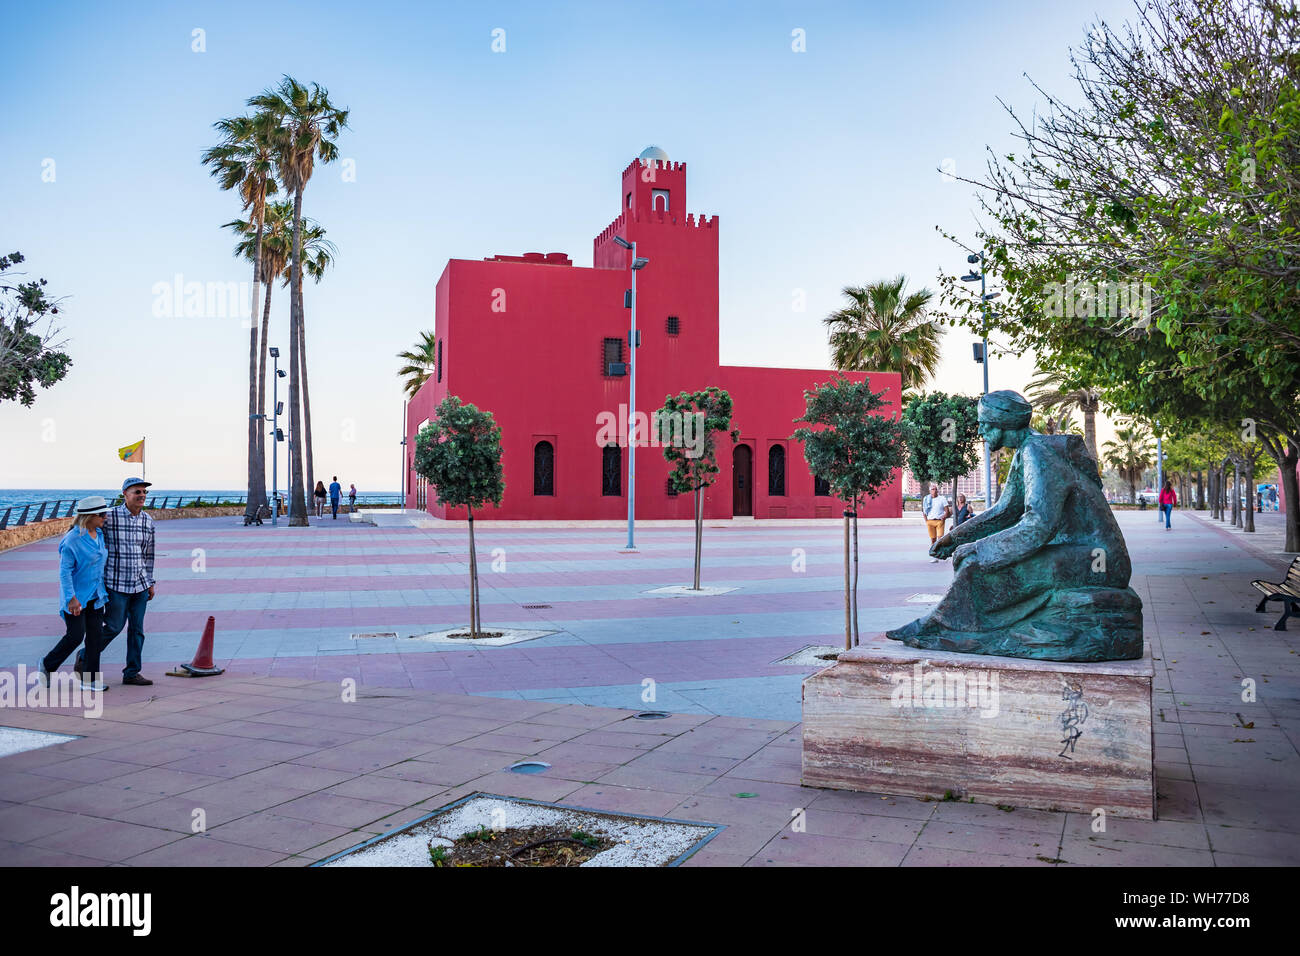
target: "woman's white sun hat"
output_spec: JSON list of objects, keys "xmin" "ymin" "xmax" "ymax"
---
[{"xmin": 74, "ymin": 495, "xmax": 111, "ymax": 515}]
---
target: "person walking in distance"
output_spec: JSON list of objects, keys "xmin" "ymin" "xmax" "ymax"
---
[
  {"xmin": 313, "ymin": 480, "xmax": 327, "ymax": 518},
  {"xmin": 922, "ymin": 482, "xmax": 952, "ymax": 563},
  {"xmin": 953, "ymin": 493, "xmax": 973, "ymax": 527},
  {"xmin": 84, "ymin": 478, "xmax": 157, "ymax": 686},
  {"xmin": 42, "ymin": 497, "xmax": 112, "ymax": 692},
  {"xmin": 329, "ymin": 476, "xmax": 342, "ymax": 519},
  {"xmin": 348, "ymin": 483, "xmax": 357, "ymax": 513},
  {"xmin": 1158, "ymin": 479, "xmax": 1176, "ymax": 530}
]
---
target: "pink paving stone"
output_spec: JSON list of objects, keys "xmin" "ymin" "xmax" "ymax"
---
[
  {"xmin": 204, "ymin": 813, "xmax": 353, "ymax": 855},
  {"xmin": 902, "ymin": 845, "xmax": 1058, "ymax": 867},
  {"xmin": 0, "ymin": 803, "xmax": 92, "ymax": 842},
  {"xmin": 272, "ymin": 792, "xmax": 409, "ymax": 829},
  {"xmin": 560, "ymin": 783, "xmax": 687, "ymax": 817},
  {"xmin": 124, "ymin": 834, "xmax": 287, "ymax": 867},
  {"xmin": 30, "ymin": 818, "xmax": 186, "ymax": 862},
  {"xmin": 752, "ymin": 832, "xmax": 912, "ymax": 867}
]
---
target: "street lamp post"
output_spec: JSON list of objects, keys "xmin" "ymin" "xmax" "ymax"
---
[
  {"xmin": 269, "ymin": 347, "xmax": 285, "ymax": 526},
  {"xmin": 962, "ymin": 253, "xmax": 995, "ymax": 506},
  {"xmin": 400, "ymin": 400, "xmax": 408, "ymax": 514},
  {"xmin": 612, "ymin": 235, "xmax": 650, "ymax": 549}
]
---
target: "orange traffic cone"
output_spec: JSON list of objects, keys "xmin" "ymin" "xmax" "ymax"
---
[{"xmin": 174, "ymin": 616, "xmax": 224, "ymax": 677}]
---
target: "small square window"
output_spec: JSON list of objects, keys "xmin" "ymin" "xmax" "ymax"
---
[
  {"xmin": 666, "ymin": 478, "xmax": 678, "ymax": 497},
  {"xmin": 666, "ymin": 316, "xmax": 680, "ymax": 335}
]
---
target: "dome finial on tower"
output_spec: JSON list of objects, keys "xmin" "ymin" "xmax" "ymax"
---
[{"xmin": 639, "ymin": 145, "xmax": 669, "ymax": 166}]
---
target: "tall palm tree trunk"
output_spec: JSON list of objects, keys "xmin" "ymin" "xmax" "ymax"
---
[
  {"xmin": 1083, "ymin": 406, "xmax": 1098, "ymax": 463},
  {"xmin": 256, "ymin": 277, "xmax": 274, "ymax": 499},
  {"xmin": 298, "ymin": 285, "xmax": 315, "ymax": 505},
  {"xmin": 244, "ymin": 210, "xmax": 266, "ymax": 522},
  {"xmin": 287, "ymin": 188, "xmax": 309, "ymax": 526}
]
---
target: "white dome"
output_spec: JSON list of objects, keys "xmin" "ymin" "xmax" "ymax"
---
[{"xmin": 639, "ymin": 145, "xmax": 669, "ymax": 164}]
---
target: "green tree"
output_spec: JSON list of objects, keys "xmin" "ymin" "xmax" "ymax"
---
[
  {"xmin": 249, "ymin": 76, "xmax": 349, "ymax": 527},
  {"xmin": 938, "ymin": 0, "xmax": 1300, "ymax": 550},
  {"xmin": 1103, "ymin": 424, "xmax": 1154, "ymax": 504},
  {"xmin": 900, "ymin": 392, "xmax": 981, "ymax": 503},
  {"xmin": 203, "ymin": 111, "xmax": 279, "ymax": 522},
  {"xmin": 413, "ymin": 396, "xmax": 505, "ymax": 639},
  {"xmin": 660, "ymin": 387, "xmax": 739, "ymax": 590},
  {"xmin": 823, "ymin": 276, "xmax": 942, "ymax": 394},
  {"xmin": 398, "ymin": 331, "xmax": 438, "ymax": 399},
  {"xmin": 792, "ymin": 377, "xmax": 905, "ymax": 648},
  {"xmin": 0, "ymin": 252, "xmax": 71, "ymax": 407}
]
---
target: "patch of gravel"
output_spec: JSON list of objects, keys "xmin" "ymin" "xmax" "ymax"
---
[
  {"xmin": 643, "ymin": 585, "xmax": 738, "ymax": 597},
  {"xmin": 405, "ymin": 627, "xmax": 556, "ymax": 647},
  {"xmin": 0, "ymin": 726, "xmax": 77, "ymax": 759},
  {"xmin": 774, "ymin": 645, "xmax": 844, "ymax": 667},
  {"xmin": 325, "ymin": 795, "xmax": 714, "ymax": 867}
]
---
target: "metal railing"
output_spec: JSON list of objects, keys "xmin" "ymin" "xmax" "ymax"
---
[{"xmin": 0, "ymin": 492, "xmax": 404, "ymax": 530}]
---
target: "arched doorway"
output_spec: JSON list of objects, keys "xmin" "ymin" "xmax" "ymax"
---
[{"xmin": 733, "ymin": 444, "xmax": 753, "ymax": 516}]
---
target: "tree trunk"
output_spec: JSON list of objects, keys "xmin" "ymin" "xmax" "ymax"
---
[
  {"xmin": 299, "ymin": 286, "xmax": 315, "ymax": 505},
  {"xmin": 1244, "ymin": 456, "xmax": 1255, "ymax": 533},
  {"xmin": 851, "ymin": 505, "xmax": 860, "ymax": 648},
  {"xmin": 1083, "ymin": 406, "xmax": 1098, "ymax": 463},
  {"xmin": 473, "ymin": 512, "xmax": 483, "ymax": 639},
  {"xmin": 1209, "ymin": 467, "xmax": 1218, "ymax": 520},
  {"xmin": 287, "ymin": 187, "xmax": 309, "ymax": 526},
  {"xmin": 244, "ymin": 205, "xmax": 266, "ymax": 523},
  {"xmin": 1129, "ymin": 478, "xmax": 1137, "ymax": 504},
  {"xmin": 692, "ymin": 486, "xmax": 703, "ymax": 590},
  {"xmin": 256, "ymin": 277, "xmax": 274, "ymax": 508},
  {"xmin": 1233, "ymin": 463, "xmax": 1242, "ymax": 528},
  {"xmin": 1196, "ymin": 469, "xmax": 1204, "ymax": 510},
  {"xmin": 842, "ymin": 510, "xmax": 851, "ymax": 651},
  {"xmin": 1277, "ymin": 440, "xmax": 1300, "ymax": 552}
]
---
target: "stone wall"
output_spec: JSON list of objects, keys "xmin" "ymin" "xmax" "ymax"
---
[{"xmin": 0, "ymin": 506, "xmax": 246, "ymax": 553}]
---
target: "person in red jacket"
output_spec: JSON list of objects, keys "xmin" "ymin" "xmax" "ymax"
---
[{"xmin": 1159, "ymin": 480, "xmax": 1177, "ymax": 530}]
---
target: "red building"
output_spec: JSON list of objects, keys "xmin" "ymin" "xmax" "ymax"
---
[{"xmin": 404, "ymin": 148, "xmax": 903, "ymax": 520}]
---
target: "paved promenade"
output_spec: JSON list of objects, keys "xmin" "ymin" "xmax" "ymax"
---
[{"xmin": 0, "ymin": 507, "xmax": 1297, "ymax": 865}]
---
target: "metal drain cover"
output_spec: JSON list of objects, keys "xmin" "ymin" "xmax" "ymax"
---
[
  {"xmin": 352, "ymin": 632, "xmax": 399, "ymax": 640},
  {"xmin": 633, "ymin": 711, "xmax": 671, "ymax": 720},
  {"xmin": 508, "ymin": 761, "xmax": 551, "ymax": 774},
  {"xmin": 521, "ymin": 604, "xmax": 552, "ymax": 610}
]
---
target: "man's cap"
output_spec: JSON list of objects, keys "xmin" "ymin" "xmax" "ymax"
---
[
  {"xmin": 122, "ymin": 477, "xmax": 152, "ymax": 492},
  {"xmin": 76, "ymin": 495, "xmax": 111, "ymax": 515}
]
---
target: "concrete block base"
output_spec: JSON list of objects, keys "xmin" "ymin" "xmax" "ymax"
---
[{"xmin": 801, "ymin": 634, "xmax": 1154, "ymax": 819}]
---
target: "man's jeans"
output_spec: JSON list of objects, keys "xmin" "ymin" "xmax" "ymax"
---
[
  {"xmin": 331, "ymin": 497, "xmax": 340, "ymax": 518},
  {"xmin": 101, "ymin": 589, "xmax": 150, "ymax": 679},
  {"xmin": 1160, "ymin": 503, "xmax": 1173, "ymax": 528}
]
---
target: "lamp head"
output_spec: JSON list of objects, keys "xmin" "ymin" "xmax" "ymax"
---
[
  {"xmin": 268, "ymin": 346, "xmax": 280, "ymax": 358},
  {"xmin": 961, "ymin": 272, "xmax": 980, "ymax": 282},
  {"xmin": 631, "ymin": 256, "xmax": 650, "ymax": 271},
  {"xmin": 612, "ymin": 236, "xmax": 632, "ymax": 250}
]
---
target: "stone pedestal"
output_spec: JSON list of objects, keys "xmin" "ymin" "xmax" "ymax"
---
[{"xmin": 801, "ymin": 634, "xmax": 1154, "ymax": 819}]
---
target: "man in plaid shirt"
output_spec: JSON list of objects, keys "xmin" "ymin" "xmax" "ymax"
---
[{"xmin": 79, "ymin": 477, "xmax": 157, "ymax": 685}]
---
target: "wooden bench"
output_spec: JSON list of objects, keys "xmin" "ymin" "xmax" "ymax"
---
[{"xmin": 1252, "ymin": 557, "xmax": 1300, "ymax": 630}]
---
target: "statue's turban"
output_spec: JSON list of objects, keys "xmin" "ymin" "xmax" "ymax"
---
[{"xmin": 978, "ymin": 390, "xmax": 1032, "ymax": 430}]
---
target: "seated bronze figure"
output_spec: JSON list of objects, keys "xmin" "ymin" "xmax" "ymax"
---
[{"xmin": 887, "ymin": 390, "xmax": 1143, "ymax": 662}]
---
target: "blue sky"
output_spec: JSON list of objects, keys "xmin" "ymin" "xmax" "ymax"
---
[{"xmin": 1, "ymin": 0, "xmax": 1137, "ymax": 490}]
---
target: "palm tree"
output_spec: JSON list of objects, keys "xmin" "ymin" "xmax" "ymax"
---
[
  {"xmin": 822, "ymin": 276, "xmax": 942, "ymax": 394},
  {"xmin": 397, "ymin": 331, "xmax": 438, "ymax": 398},
  {"xmin": 225, "ymin": 201, "xmax": 292, "ymax": 479},
  {"xmin": 1103, "ymin": 424, "xmax": 1154, "ymax": 503},
  {"xmin": 249, "ymin": 77, "xmax": 349, "ymax": 527},
  {"xmin": 202, "ymin": 112, "xmax": 279, "ymax": 522},
  {"xmin": 1027, "ymin": 366, "xmax": 1103, "ymax": 463},
  {"xmin": 292, "ymin": 221, "xmax": 337, "ymax": 507}
]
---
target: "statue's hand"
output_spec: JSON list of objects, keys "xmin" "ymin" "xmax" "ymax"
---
[
  {"xmin": 931, "ymin": 533, "xmax": 957, "ymax": 559},
  {"xmin": 952, "ymin": 543, "xmax": 978, "ymax": 570}
]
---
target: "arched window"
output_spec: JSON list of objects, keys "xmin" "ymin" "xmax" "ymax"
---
[
  {"xmin": 602, "ymin": 445, "xmax": 622, "ymax": 496},
  {"xmin": 652, "ymin": 189, "xmax": 669, "ymax": 211},
  {"xmin": 768, "ymin": 445, "xmax": 786, "ymax": 496},
  {"xmin": 533, "ymin": 441, "xmax": 555, "ymax": 496}
]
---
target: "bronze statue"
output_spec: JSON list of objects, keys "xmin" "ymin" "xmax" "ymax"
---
[{"xmin": 887, "ymin": 390, "xmax": 1143, "ymax": 661}]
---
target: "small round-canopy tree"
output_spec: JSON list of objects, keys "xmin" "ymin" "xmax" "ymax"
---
[
  {"xmin": 901, "ymin": 392, "xmax": 981, "ymax": 504},
  {"xmin": 413, "ymin": 395, "xmax": 505, "ymax": 638},
  {"xmin": 660, "ymin": 387, "xmax": 739, "ymax": 590},
  {"xmin": 792, "ymin": 377, "xmax": 905, "ymax": 649}
]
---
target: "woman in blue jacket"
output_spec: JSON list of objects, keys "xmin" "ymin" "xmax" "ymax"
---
[{"xmin": 40, "ymin": 496, "xmax": 110, "ymax": 692}]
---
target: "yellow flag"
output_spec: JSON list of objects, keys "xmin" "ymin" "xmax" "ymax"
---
[{"xmin": 118, "ymin": 438, "xmax": 145, "ymax": 463}]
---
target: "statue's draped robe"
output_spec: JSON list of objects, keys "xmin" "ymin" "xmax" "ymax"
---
[{"xmin": 887, "ymin": 433, "xmax": 1143, "ymax": 662}]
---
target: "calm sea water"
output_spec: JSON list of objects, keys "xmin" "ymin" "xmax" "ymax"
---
[{"xmin": 0, "ymin": 489, "xmax": 400, "ymax": 512}]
